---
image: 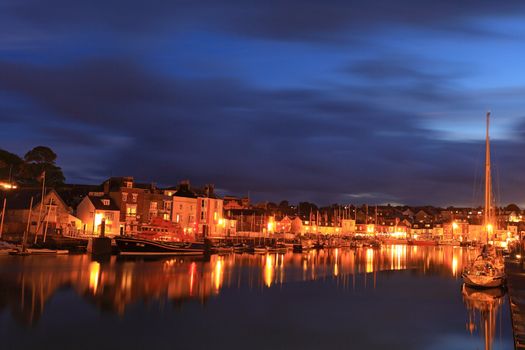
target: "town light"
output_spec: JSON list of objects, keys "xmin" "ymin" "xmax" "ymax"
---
[
  {"xmin": 0, "ymin": 181, "xmax": 17, "ymax": 190},
  {"xmin": 94, "ymin": 213, "xmax": 103, "ymax": 228},
  {"xmin": 452, "ymin": 222, "xmax": 458, "ymax": 230}
]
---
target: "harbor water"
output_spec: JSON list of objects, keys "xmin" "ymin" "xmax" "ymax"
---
[{"xmin": 0, "ymin": 246, "xmax": 513, "ymax": 349}]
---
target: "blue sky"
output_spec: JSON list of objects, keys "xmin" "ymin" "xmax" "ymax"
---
[{"xmin": 1, "ymin": 0, "xmax": 525, "ymax": 206}]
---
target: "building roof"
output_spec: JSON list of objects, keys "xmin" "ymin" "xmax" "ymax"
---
[
  {"xmin": 88, "ymin": 196, "xmax": 120, "ymax": 211},
  {"xmin": 173, "ymin": 186, "xmax": 197, "ymax": 198},
  {"xmin": 3, "ymin": 188, "xmax": 69, "ymax": 210}
]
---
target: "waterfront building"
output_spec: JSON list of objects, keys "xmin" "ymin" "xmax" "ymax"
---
[
  {"xmin": 76, "ymin": 195, "xmax": 121, "ymax": 236},
  {"xmin": 171, "ymin": 180, "xmax": 198, "ymax": 236},
  {"xmin": 195, "ymin": 184, "xmax": 224, "ymax": 237},
  {"xmin": 1, "ymin": 188, "xmax": 79, "ymax": 238},
  {"xmin": 103, "ymin": 177, "xmax": 144, "ymax": 234},
  {"xmin": 101, "ymin": 177, "xmax": 173, "ymax": 235},
  {"xmin": 170, "ymin": 181, "xmax": 225, "ymax": 238}
]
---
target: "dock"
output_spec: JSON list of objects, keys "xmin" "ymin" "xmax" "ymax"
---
[{"xmin": 506, "ymin": 260, "xmax": 525, "ymax": 349}]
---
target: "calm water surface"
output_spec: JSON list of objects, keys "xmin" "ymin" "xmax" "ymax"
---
[{"xmin": 0, "ymin": 246, "xmax": 513, "ymax": 350}]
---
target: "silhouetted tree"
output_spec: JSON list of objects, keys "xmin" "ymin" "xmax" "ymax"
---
[
  {"xmin": 0, "ymin": 149, "xmax": 23, "ymax": 180},
  {"xmin": 505, "ymin": 203, "xmax": 521, "ymax": 212},
  {"xmin": 1, "ymin": 146, "xmax": 66, "ymax": 187}
]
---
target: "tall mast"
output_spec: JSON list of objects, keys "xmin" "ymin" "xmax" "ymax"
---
[{"xmin": 484, "ymin": 111, "xmax": 492, "ymax": 241}]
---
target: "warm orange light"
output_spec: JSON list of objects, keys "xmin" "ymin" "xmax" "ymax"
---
[
  {"xmin": 89, "ymin": 261, "xmax": 100, "ymax": 294},
  {"xmin": 264, "ymin": 254, "xmax": 274, "ymax": 287},
  {"xmin": 0, "ymin": 182, "xmax": 17, "ymax": 190},
  {"xmin": 452, "ymin": 222, "xmax": 458, "ymax": 230}
]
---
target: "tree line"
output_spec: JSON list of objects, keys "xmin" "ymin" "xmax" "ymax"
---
[{"xmin": 0, "ymin": 146, "xmax": 65, "ymax": 187}]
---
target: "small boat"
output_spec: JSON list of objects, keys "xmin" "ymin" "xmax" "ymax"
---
[
  {"xmin": 8, "ymin": 247, "xmax": 69, "ymax": 255},
  {"xmin": 254, "ymin": 246, "xmax": 267, "ymax": 254},
  {"xmin": 267, "ymin": 243, "xmax": 287, "ymax": 254},
  {"xmin": 438, "ymin": 239, "xmax": 460, "ymax": 246},
  {"xmin": 115, "ymin": 236, "xmax": 206, "ymax": 256},
  {"xmin": 212, "ymin": 243, "xmax": 234, "ymax": 254},
  {"xmin": 232, "ymin": 243, "xmax": 249, "ymax": 253},
  {"xmin": 27, "ymin": 248, "xmax": 68, "ymax": 255}
]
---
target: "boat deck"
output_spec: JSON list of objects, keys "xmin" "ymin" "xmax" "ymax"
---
[{"xmin": 505, "ymin": 260, "xmax": 525, "ymax": 349}]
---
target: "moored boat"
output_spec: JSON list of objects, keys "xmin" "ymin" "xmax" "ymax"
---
[
  {"xmin": 407, "ymin": 239, "xmax": 438, "ymax": 246},
  {"xmin": 267, "ymin": 243, "xmax": 287, "ymax": 254},
  {"xmin": 115, "ymin": 236, "xmax": 206, "ymax": 256},
  {"xmin": 254, "ymin": 247, "xmax": 267, "ymax": 254},
  {"xmin": 462, "ymin": 256, "xmax": 505, "ymax": 289},
  {"xmin": 461, "ymin": 113, "xmax": 506, "ymax": 289}
]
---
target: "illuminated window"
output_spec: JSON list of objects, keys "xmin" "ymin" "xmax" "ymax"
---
[
  {"xmin": 122, "ymin": 193, "xmax": 127, "ymax": 202},
  {"xmin": 126, "ymin": 204, "xmax": 137, "ymax": 217},
  {"xmin": 132, "ymin": 193, "xmax": 138, "ymax": 202},
  {"xmin": 102, "ymin": 199, "xmax": 110, "ymax": 206},
  {"xmin": 176, "ymin": 214, "xmax": 180, "ymax": 223},
  {"xmin": 150, "ymin": 202, "xmax": 157, "ymax": 210},
  {"xmin": 125, "ymin": 181, "xmax": 132, "ymax": 188}
]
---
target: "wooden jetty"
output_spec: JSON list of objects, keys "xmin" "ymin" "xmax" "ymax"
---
[{"xmin": 505, "ymin": 260, "xmax": 525, "ymax": 349}]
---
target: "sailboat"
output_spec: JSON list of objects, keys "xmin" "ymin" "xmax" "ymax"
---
[{"xmin": 461, "ymin": 112, "xmax": 505, "ymax": 289}]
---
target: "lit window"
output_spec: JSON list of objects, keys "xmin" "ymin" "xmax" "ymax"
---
[
  {"xmin": 126, "ymin": 204, "xmax": 137, "ymax": 217},
  {"xmin": 122, "ymin": 193, "xmax": 127, "ymax": 202},
  {"xmin": 102, "ymin": 199, "xmax": 110, "ymax": 206},
  {"xmin": 132, "ymin": 193, "xmax": 138, "ymax": 202},
  {"xmin": 150, "ymin": 202, "xmax": 157, "ymax": 210},
  {"xmin": 126, "ymin": 181, "xmax": 132, "ymax": 188}
]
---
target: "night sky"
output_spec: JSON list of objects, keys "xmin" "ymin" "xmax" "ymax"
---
[{"xmin": 1, "ymin": 1, "xmax": 525, "ymax": 206}]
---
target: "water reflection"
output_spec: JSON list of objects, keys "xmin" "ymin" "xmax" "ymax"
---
[
  {"xmin": 0, "ymin": 245, "xmax": 474, "ymax": 327},
  {"xmin": 462, "ymin": 285, "xmax": 506, "ymax": 350}
]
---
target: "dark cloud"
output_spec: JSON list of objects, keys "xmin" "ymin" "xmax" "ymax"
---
[
  {"xmin": 3, "ymin": 56, "xmax": 524, "ymax": 206},
  {"xmin": 3, "ymin": 0, "xmax": 525, "ymax": 42},
  {"xmin": 1, "ymin": 1, "xmax": 525, "ymax": 206}
]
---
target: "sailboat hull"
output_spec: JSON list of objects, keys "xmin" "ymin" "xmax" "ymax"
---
[
  {"xmin": 462, "ymin": 272, "xmax": 505, "ymax": 289},
  {"xmin": 115, "ymin": 236, "xmax": 206, "ymax": 256}
]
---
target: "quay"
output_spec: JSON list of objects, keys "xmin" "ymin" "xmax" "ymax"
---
[{"xmin": 506, "ymin": 260, "xmax": 525, "ymax": 349}]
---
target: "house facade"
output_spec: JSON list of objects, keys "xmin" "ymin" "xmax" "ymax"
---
[{"xmin": 76, "ymin": 195, "xmax": 121, "ymax": 236}]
